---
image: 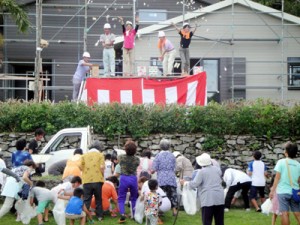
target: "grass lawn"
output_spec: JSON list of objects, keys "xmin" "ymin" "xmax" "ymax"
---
[{"xmin": 0, "ymin": 208, "xmax": 298, "ymax": 225}]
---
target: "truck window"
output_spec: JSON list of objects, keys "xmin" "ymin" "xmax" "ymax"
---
[{"xmin": 45, "ymin": 133, "xmax": 82, "ymax": 153}]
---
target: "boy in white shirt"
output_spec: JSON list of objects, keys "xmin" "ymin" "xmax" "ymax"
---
[
  {"xmin": 247, "ymin": 150, "xmax": 268, "ymax": 212},
  {"xmin": 104, "ymin": 154, "xmax": 113, "ymax": 179}
]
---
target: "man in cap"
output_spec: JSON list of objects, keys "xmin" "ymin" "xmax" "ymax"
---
[
  {"xmin": 72, "ymin": 52, "xmax": 93, "ymax": 100},
  {"xmin": 100, "ymin": 23, "xmax": 116, "ymax": 77},
  {"xmin": 172, "ymin": 22, "xmax": 197, "ymax": 76},
  {"xmin": 157, "ymin": 31, "xmax": 176, "ymax": 76},
  {"xmin": 80, "ymin": 140, "xmax": 105, "ymax": 221},
  {"xmin": 118, "ymin": 16, "xmax": 139, "ymax": 76}
]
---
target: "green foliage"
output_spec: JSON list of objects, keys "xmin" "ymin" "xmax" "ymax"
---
[
  {"xmin": 0, "ymin": 100, "xmax": 299, "ymax": 139},
  {"xmin": 0, "ymin": 0, "xmax": 30, "ymax": 33},
  {"xmin": 202, "ymin": 135, "xmax": 225, "ymax": 151}
]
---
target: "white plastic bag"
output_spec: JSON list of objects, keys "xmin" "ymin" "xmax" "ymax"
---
[
  {"xmin": 15, "ymin": 199, "xmax": 37, "ymax": 224},
  {"xmin": 53, "ymin": 199, "xmax": 67, "ymax": 225},
  {"xmin": 182, "ymin": 182, "xmax": 197, "ymax": 215},
  {"xmin": 261, "ymin": 198, "xmax": 272, "ymax": 215},
  {"xmin": 134, "ymin": 197, "xmax": 144, "ymax": 224}
]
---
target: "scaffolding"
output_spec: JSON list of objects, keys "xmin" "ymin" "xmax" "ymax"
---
[{"xmin": 1, "ymin": 0, "xmax": 300, "ymax": 102}]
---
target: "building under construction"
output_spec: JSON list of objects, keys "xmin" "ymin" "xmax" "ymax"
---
[{"xmin": 1, "ymin": 0, "xmax": 300, "ymax": 102}]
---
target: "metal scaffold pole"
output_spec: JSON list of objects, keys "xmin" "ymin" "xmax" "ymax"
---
[
  {"xmin": 34, "ymin": 0, "xmax": 42, "ymax": 102},
  {"xmin": 84, "ymin": 0, "xmax": 88, "ymax": 52}
]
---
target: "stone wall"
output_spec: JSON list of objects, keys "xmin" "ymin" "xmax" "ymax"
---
[{"xmin": 0, "ymin": 132, "xmax": 299, "ymax": 171}]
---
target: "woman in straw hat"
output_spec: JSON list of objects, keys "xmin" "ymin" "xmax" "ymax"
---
[{"xmin": 181, "ymin": 153, "xmax": 224, "ymax": 225}]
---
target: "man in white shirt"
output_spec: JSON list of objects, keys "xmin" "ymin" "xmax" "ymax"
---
[
  {"xmin": 100, "ymin": 23, "xmax": 116, "ymax": 77},
  {"xmin": 223, "ymin": 168, "xmax": 252, "ymax": 211}
]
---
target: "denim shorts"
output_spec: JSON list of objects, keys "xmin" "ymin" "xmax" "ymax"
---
[{"xmin": 277, "ymin": 193, "xmax": 300, "ymax": 212}]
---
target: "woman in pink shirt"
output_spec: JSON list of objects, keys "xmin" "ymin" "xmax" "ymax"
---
[{"xmin": 118, "ymin": 16, "xmax": 139, "ymax": 76}]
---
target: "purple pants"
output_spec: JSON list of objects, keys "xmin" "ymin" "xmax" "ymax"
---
[{"xmin": 118, "ymin": 175, "xmax": 138, "ymax": 215}]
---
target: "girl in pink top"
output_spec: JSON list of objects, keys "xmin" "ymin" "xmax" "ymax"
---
[{"xmin": 118, "ymin": 16, "xmax": 139, "ymax": 76}]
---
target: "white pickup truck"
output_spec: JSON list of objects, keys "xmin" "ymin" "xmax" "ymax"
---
[{"xmin": 31, "ymin": 126, "xmax": 92, "ymax": 174}]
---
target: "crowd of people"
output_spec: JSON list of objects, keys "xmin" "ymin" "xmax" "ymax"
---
[{"xmin": 0, "ymin": 133, "xmax": 299, "ymax": 225}]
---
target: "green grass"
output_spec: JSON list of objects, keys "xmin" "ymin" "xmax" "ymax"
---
[{"xmin": 0, "ymin": 209, "xmax": 298, "ymax": 225}]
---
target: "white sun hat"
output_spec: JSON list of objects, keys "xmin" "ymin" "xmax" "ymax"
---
[
  {"xmin": 82, "ymin": 52, "xmax": 90, "ymax": 58},
  {"xmin": 126, "ymin": 21, "xmax": 133, "ymax": 26},
  {"xmin": 158, "ymin": 31, "xmax": 165, "ymax": 37},
  {"xmin": 104, "ymin": 23, "xmax": 111, "ymax": 29},
  {"xmin": 196, "ymin": 153, "xmax": 212, "ymax": 167}
]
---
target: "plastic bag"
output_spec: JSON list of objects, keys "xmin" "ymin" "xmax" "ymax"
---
[
  {"xmin": 15, "ymin": 199, "xmax": 37, "ymax": 224},
  {"xmin": 176, "ymin": 178, "xmax": 182, "ymax": 195},
  {"xmin": 182, "ymin": 182, "xmax": 197, "ymax": 215},
  {"xmin": 261, "ymin": 198, "xmax": 272, "ymax": 215},
  {"xmin": 134, "ymin": 196, "xmax": 144, "ymax": 224},
  {"xmin": 53, "ymin": 199, "xmax": 67, "ymax": 225}
]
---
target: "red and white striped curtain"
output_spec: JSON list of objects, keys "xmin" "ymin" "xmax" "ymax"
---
[{"xmin": 81, "ymin": 72, "xmax": 207, "ymax": 106}]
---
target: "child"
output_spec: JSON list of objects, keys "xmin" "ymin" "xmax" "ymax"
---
[
  {"xmin": 65, "ymin": 187, "xmax": 93, "ymax": 225},
  {"xmin": 30, "ymin": 185, "xmax": 55, "ymax": 225},
  {"xmin": 269, "ymin": 174, "xmax": 280, "ymax": 225},
  {"xmin": 104, "ymin": 153, "xmax": 113, "ymax": 179},
  {"xmin": 143, "ymin": 179, "xmax": 161, "ymax": 225},
  {"xmin": 247, "ymin": 150, "xmax": 268, "ymax": 212}
]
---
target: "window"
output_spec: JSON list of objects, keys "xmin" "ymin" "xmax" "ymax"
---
[
  {"xmin": 288, "ymin": 57, "xmax": 300, "ymax": 90},
  {"xmin": 45, "ymin": 133, "xmax": 82, "ymax": 153},
  {"xmin": 139, "ymin": 10, "xmax": 167, "ymax": 23}
]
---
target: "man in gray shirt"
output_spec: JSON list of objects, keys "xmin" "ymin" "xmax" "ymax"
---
[{"xmin": 100, "ymin": 23, "xmax": 116, "ymax": 77}]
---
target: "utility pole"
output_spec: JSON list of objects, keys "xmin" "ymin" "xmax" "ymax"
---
[
  {"xmin": 84, "ymin": 0, "xmax": 88, "ymax": 52},
  {"xmin": 183, "ymin": 0, "xmax": 186, "ymax": 24},
  {"xmin": 34, "ymin": 0, "xmax": 42, "ymax": 102}
]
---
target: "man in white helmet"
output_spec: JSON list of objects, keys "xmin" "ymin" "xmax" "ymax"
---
[
  {"xmin": 99, "ymin": 23, "xmax": 116, "ymax": 77},
  {"xmin": 72, "ymin": 52, "xmax": 93, "ymax": 100}
]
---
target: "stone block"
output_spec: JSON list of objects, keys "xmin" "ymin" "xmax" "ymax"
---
[
  {"xmin": 180, "ymin": 136, "xmax": 196, "ymax": 143},
  {"xmin": 227, "ymin": 140, "xmax": 236, "ymax": 145},
  {"xmin": 174, "ymin": 143, "xmax": 189, "ymax": 151}
]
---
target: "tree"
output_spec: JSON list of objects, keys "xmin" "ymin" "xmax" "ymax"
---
[
  {"xmin": 0, "ymin": 0, "xmax": 30, "ymax": 33},
  {"xmin": 254, "ymin": 0, "xmax": 300, "ymax": 17}
]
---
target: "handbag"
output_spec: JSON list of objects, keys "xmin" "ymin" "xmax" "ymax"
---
[{"xmin": 286, "ymin": 159, "xmax": 300, "ymax": 203}]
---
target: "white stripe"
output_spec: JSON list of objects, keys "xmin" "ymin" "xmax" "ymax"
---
[
  {"xmin": 97, "ymin": 90, "xmax": 110, "ymax": 103},
  {"xmin": 186, "ymin": 81, "xmax": 198, "ymax": 106},
  {"xmin": 142, "ymin": 89, "xmax": 155, "ymax": 104},
  {"xmin": 165, "ymin": 86, "xmax": 177, "ymax": 104},
  {"xmin": 80, "ymin": 89, "xmax": 87, "ymax": 102},
  {"xmin": 120, "ymin": 90, "xmax": 133, "ymax": 104}
]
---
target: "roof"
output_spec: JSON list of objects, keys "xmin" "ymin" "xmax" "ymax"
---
[{"xmin": 115, "ymin": 0, "xmax": 300, "ymax": 44}]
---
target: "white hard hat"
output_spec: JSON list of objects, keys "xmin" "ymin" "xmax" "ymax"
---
[
  {"xmin": 104, "ymin": 23, "xmax": 111, "ymax": 29},
  {"xmin": 158, "ymin": 31, "xmax": 165, "ymax": 38},
  {"xmin": 183, "ymin": 22, "xmax": 191, "ymax": 28},
  {"xmin": 126, "ymin": 21, "xmax": 133, "ymax": 26},
  {"xmin": 82, "ymin": 52, "xmax": 90, "ymax": 58},
  {"xmin": 196, "ymin": 153, "xmax": 212, "ymax": 167}
]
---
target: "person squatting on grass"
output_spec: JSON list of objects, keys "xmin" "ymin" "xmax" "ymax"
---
[
  {"xmin": 269, "ymin": 141, "xmax": 300, "ymax": 225},
  {"xmin": 65, "ymin": 187, "xmax": 93, "ymax": 225},
  {"xmin": 181, "ymin": 153, "xmax": 225, "ymax": 225},
  {"xmin": 117, "ymin": 140, "xmax": 140, "ymax": 223}
]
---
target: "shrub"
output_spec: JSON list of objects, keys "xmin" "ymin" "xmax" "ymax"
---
[{"xmin": 0, "ymin": 99, "xmax": 299, "ymax": 138}]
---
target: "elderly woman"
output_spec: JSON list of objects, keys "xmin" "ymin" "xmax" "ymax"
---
[
  {"xmin": 181, "ymin": 153, "xmax": 224, "ymax": 225},
  {"xmin": 152, "ymin": 139, "xmax": 178, "ymax": 216},
  {"xmin": 118, "ymin": 140, "xmax": 140, "ymax": 223}
]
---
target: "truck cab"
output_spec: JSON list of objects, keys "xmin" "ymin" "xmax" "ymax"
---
[{"xmin": 31, "ymin": 126, "xmax": 92, "ymax": 174}]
